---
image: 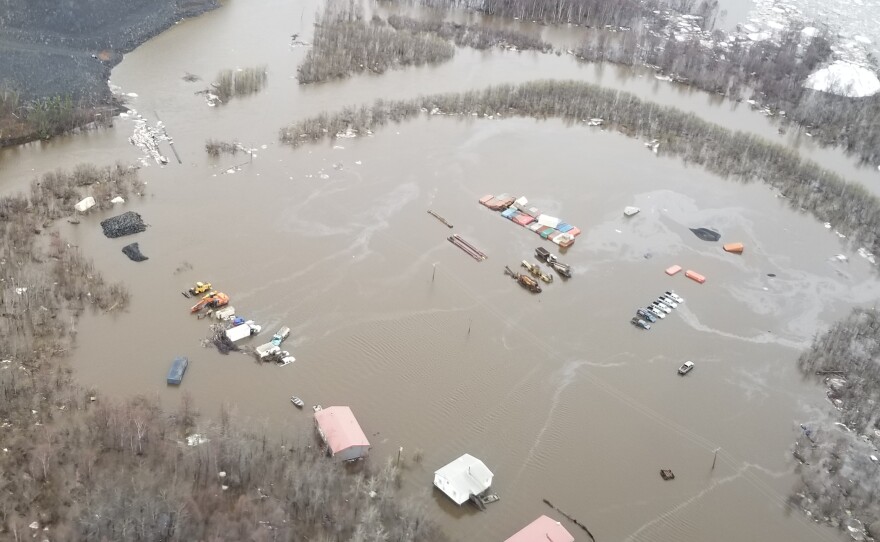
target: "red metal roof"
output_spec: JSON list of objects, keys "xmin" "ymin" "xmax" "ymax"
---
[
  {"xmin": 314, "ymin": 406, "xmax": 370, "ymax": 454},
  {"xmin": 504, "ymin": 515, "xmax": 574, "ymax": 542}
]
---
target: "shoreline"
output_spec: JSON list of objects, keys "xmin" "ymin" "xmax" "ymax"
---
[{"xmin": 0, "ymin": 0, "xmax": 219, "ymax": 148}]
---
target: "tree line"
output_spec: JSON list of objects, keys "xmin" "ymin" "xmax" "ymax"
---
[
  {"xmin": 0, "ymin": 87, "xmax": 111, "ymax": 146},
  {"xmin": 0, "ymin": 164, "xmax": 446, "ymax": 541},
  {"xmin": 280, "ymin": 80, "xmax": 880, "ymax": 258},
  {"xmin": 211, "ymin": 66, "xmax": 268, "ymax": 103},
  {"xmin": 386, "ymin": 0, "xmax": 880, "ymax": 165},
  {"xmin": 386, "ymin": 14, "xmax": 551, "ymax": 51},
  {"xmin": 297, "ymin": 4, "xmax": 455, "ymax": 84},
  {"xmin": 789, "ymin": 308, "xmax": 880, "ymax": 537}
]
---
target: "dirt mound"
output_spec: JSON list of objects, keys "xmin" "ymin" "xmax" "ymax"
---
[{"xmin": 0, "ymin": 0, "xmax": 218, "ymax": 102}]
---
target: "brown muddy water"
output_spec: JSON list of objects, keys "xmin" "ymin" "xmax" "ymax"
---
[{"xmin": 3, "ymin": 1, "xmax": 879, "ymax": 540}]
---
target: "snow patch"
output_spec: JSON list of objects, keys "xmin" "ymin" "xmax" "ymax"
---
[{"xmin": 804, "ymin": 62, "xmax": 880, "ymax": 97}]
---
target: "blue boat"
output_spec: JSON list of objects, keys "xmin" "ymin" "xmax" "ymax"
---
[{"xmin": 167, "ymin": 356, "xmax": 189, "ymax": 385}]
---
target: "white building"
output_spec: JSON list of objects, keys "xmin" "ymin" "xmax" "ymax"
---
[{"xmin": 433, "ymin": 453, "xmax": 493, "ymax": 505}]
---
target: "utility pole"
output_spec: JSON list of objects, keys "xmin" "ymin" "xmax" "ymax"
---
[
  {"xmin": 432, "ymin": 263, "xmax": 436, "ymax": 282},
  {"xmin": 397, "ymin": 446, "xmax": 403, "ymax": 467},
  {"xmin": 712, "ymin": 447, "xmax": 720, "ymax": 470}
]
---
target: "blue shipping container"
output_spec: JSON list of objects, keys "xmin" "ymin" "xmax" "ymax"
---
[{"xmin": 167, "ymin": 356, "xmax": 189, "ymax": 385}]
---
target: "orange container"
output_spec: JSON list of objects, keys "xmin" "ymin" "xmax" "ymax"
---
[
  {"xmin": 685, "ymin": 270, "xmax": 706, "ymax": 284},
  {"xmin": 723, "ymin": 242, "xmax": 744, "ymax": 254},
  {"xmin": 665, "ymin": 265, "xmax": 682, "ymax": 276}
]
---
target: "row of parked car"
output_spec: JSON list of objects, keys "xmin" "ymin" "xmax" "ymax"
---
[{"xmin": 630, "ymin": 291, "xmax": 684, "ymax": 330}]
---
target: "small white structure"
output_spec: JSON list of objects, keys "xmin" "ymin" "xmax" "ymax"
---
[
  {"xmin": 74, "ymin": 196, "xmax": 96, "ymax": 213},
  {"xmin": 225, "ymin": 321, "xmax": 261, "ymax": 342},
  {"xmin": 624, "ymin": 206, "xmax": 640, "ymax": 217},
  {"xmin": 433, "ymin": 453, "xmax": 493, "ymax": 505},
  {"xmin": 214, "ymin": 306, "xmax": 235, "ymax": 320}
]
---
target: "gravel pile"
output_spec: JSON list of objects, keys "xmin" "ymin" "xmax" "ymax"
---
[
  {"xmin": 0, "ymin": 0, "xmax": 218, "ymax": 101},
  {"xmin": 101, "ymin": 211, "xmax": 146, "ymax": 238},
  {"xmin": 121, "ymin": 242, "xmax": 148, "ymax": 261}
]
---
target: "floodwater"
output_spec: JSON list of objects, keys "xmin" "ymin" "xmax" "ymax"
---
[{"xmin": 4, "ymin": 0, "xmax": 879, "ymax": 540}]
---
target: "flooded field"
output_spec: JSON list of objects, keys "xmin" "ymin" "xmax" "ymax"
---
[
  {"xmin": 58, "ymin": 114, "xmax": 874, "ymax": 541},
  {"xmin": 3, "ymin": 0, "xmax": 879, "ymax": 540}
]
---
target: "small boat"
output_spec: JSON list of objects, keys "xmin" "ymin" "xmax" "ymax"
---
[
  {"xmin": 290, "ymin": 395, "xmax": 304, "ymax": 408},
  {"xmin": 678, "ymin": 361, "xmax": 695, "ymax": 375}
]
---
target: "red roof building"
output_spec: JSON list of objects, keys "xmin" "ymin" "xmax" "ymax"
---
[
  {"xmin": 313, "ymin": 406, "xmax": 370, "ymax": 461},
  {"xmin": 504, "ymin": 515, "xmax": 574, "ymax": 542}
]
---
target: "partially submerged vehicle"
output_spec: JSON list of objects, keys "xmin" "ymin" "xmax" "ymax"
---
[
  {"xmin": 504, "ymin": 266, "xmax": 542, "ymax": 293},
  {"xmin": 271, "ymin": 326, "xmax": 291, "ymax": 347},
  {"xmin": 277, "ymin": 353, "xmax": 295, "ymax": 367},
  {"xmin": 678, "ymin": 361, "xmax": 695, "ymax": 375},
  {"xmin": 521, "ymin": 260, "xmax": 553, "ymax": 283},
  {"xmin": 647, "ymin": 306, "xmax": 666, "ymax": 319},
  {"xmin": 189, "ymin": 281, "xmax": 212, "ymax": 295},
  {"xmin": 665, "ymin": 291, "xmax": 684, "ymax": 303},
  {"xmin": 255, "ymin": 343, "xmax": 281, "ymax": 361},
  {"xmin": 651, "ymin": 301, "xmax": 672, "ymax": 314},
  {"xmin": 535, "ymin": 247, "xmax": 572, "ymax": 278},
  {"xmin": 191, "ymin": 292, "xmax": 229, "ymax": 313},
  {"xmin": 630, "ymin": 317, "xmax": 651, "ymax": 330},
  {"xmin": 637, "ymin": 308, "xmax": 657, "ymax": 323},
  {"xmin": 658, "ymin": 296, "xmax": 677, "ymax": 308}
]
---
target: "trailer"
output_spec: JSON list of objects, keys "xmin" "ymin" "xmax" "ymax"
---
[
  {"xmin": 167, "ymin": 356, "xmax": 189, "ymax": 385},
  {"xmin": 255, "ymin": 343, "xmax": 281, "ymax": 361}
]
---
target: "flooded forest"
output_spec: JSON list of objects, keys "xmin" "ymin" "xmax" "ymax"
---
[{"xmin": 2, "ymin": 0, "xmax": 880, "ymax": 540}]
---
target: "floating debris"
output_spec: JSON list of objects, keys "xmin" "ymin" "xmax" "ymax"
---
[
  {"xmin": 448, "ymin": 234, "xmax": 486, "ymax": 261},
  {"xmin": 121, "ymin": 243, "xmax": 148, "ymax": 262},
  {"xmin": 427, "ymin": 209, "xmax": 453, "ymax": 228},
  {"xmin": 690, "ymin": 227, "xmax": 721, "ymax": 242}
]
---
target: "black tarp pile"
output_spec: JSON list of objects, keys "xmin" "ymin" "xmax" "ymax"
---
[
  {"xmin": 122, "ymin": 242, "xmax": 148, "ymax": 262},
  {"xmin": 689, "ymin": 227, "xmax": 720, "ymax": 242},
  {"xmin": 101, "ymin": 211, "xmax": 147, "ymax": 238}
]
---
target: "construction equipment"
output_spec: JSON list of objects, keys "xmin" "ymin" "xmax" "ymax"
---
[
  {"xmin": 189, "ymin": 281, "xmax": 212, "ymax": 295},
  {"xmin": 504, "ymin": 266, "xmax": 542, "ymax": 293},
  {"xmin": 190, "ymin": 292, "xmax": 230, "ymax": 313},
  {"xmin": 535, "ymin": 247, "xmax": 572, "ymax": 278},
  {"xmin": 521, "ymin": 260, "xmax": 553, "ymax": 283}
]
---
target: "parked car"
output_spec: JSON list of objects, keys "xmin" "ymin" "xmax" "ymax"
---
[
  {"xmin": 651, "ymin": 301, "xmax": 672, "ymax": 314},
  {"xmin": 637, "ymin": 308, "xmax": 657, "ymax": 323},
  {"xmin": 658, "ymin": 296, "xmax": 678, "ymax": 308},
  {"xmin": 647, "ymin": 306, "xmax": 666, "ymax": 319},
  {"xmin": 678, "ymin": 361, "xmax": 695, "ymax": 375},
  {"xmin": 630, "ymin": 317, "xmax": 651, "ymax": 330},
  {"xmin": 665, "ymin": 291, "xmax": 684, "ymax": 303}
]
